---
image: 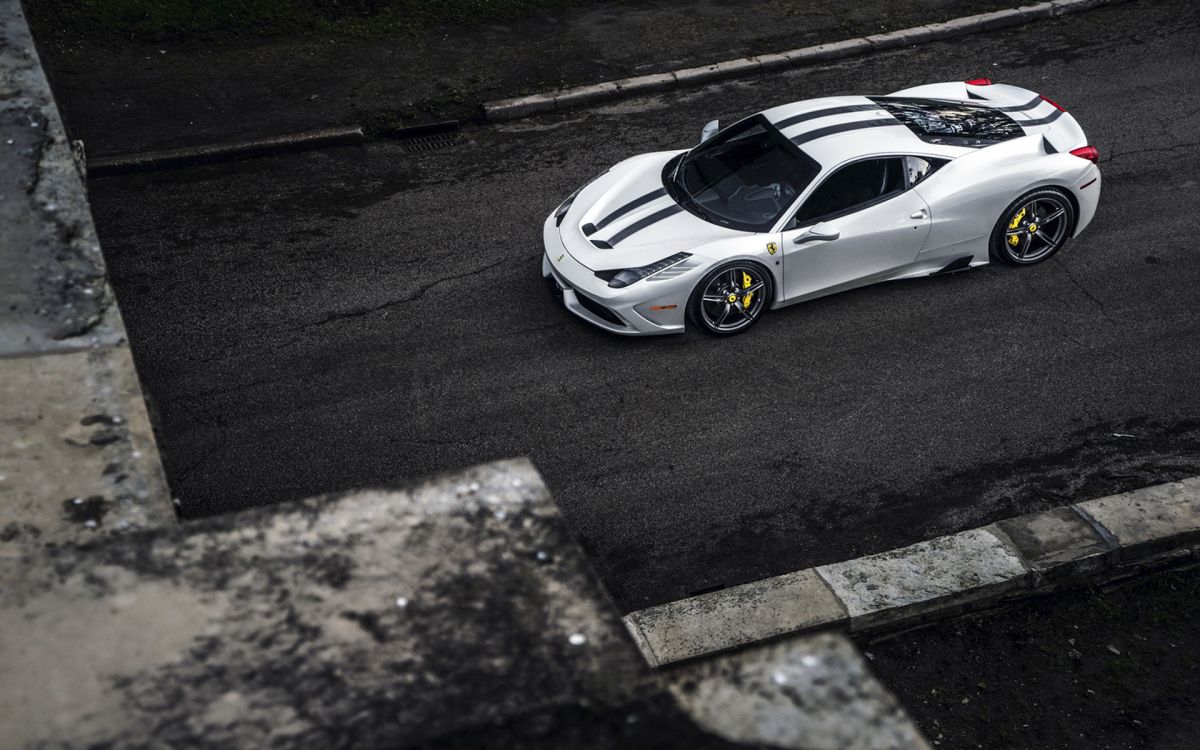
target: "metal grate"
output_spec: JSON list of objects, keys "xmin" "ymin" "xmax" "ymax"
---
[{"xmin": 399, "ymin": 132, "xmax": 462, "ymax": 153}]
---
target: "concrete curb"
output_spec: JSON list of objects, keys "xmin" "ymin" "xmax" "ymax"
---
[
  {"xmin": 86, "ymin": 125, "xmax": 366, "ymax": 176},
  {"xmin": 482, "ymin": 0, "xmax": 1123, "ymax": 122},
  {"xmin": 85, "ymin": 120, "xmax": 462, "ymax": 177},
  {"xmin": 624, "ymin": 477, "xmax": 1200, "ymax": 667}
]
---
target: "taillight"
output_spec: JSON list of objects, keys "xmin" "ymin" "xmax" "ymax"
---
[
  {"xmin": 964, "ymin": 77, "xmax": 993, "ymax": 85},
  {"xmin": 1039, "ymin": 94, "xmax": 1067, "ymax": 112},
  {"xmin": 1070, "ymin": 146, "xmax": 1099, "ymax": 164}
]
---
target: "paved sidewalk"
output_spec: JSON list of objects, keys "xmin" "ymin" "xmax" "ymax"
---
[{"xmin": 26, "ymin": 0, "xmax": 1014, "ymax": 154}]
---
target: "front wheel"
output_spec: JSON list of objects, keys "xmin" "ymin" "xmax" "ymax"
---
[
  {"xmin": 989, "ymin": 188, "xmax": 1075, "ymax": 265},
  {"xmin": 687, "ymin": 262, "xmax": 772, "ymax": 336}
]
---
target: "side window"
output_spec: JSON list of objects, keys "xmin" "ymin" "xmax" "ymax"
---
[
  {"xmin": 795, "ymin": 157, "xmax": 904, "ymax": 223},
  {"xmin": 905, "ymin": 156, "xmax": 946, "ymax": 187}
]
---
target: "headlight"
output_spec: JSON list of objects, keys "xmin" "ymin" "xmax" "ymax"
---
[
  {"xmin": 554, "ymin": 169, "xmax": 609, "ymax": 227},
  {"xmin": 602, "ymin": 253, "xmax": 692, "ymax": 288}
]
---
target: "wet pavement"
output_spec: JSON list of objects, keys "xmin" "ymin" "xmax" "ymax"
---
[{"xmin": 86, "ymin": 0, "xmax": 1200, "ymax": 611}]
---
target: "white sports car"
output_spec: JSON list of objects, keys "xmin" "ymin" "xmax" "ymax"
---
[{"xmin": 542, "ymin": 79, "xmax": 1102, "ymax": 336}]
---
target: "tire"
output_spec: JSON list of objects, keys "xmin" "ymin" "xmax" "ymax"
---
[
  {"xmin": 989, "ymin": 187, "xmax": 1075, "ymax": 266},
  {"xmin": 687, "ymin": 261, "xmax": 773, "ymax": 336}
]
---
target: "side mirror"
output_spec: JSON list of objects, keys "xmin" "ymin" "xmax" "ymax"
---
[
  {"xmin": 700, "ymin": 120, "xmax": 719, "ymax": 143},
  {"xmin": 793, "ymin": 222, "xmax": 840, "ymax": 244}
]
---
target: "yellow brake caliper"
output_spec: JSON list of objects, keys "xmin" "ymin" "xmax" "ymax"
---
[
  {"xmin": 741, "ymin": 271, "xmax": 754, "ymax": 308},
  {"xmin": 1007, "ymin": 208, "xmax": 1027, "ymax": 247}
]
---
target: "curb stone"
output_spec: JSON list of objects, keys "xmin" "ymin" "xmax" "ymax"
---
[
  {"xmin": 482, "ymin": 0, "xmax": 1128, "ymax": 122},
  {"xmin": 625, "ymin": 569, "xmax": 848, "ymax": 668},
  {"xmin": 86, "ymin": 120, "xmax": 458, "ymax": 177},
  {"xmin": 816, "ymin": 527, "xmax": 1030, "ymax": 632},
  {"xmin": 622, "ymin": 477, "xmax": 1200, "ymax": 667},
  {"xmin": 87, "ymin": 125, "xmax": 366, "ymax": 176},
  {"xmin": 1078, "ymin": 480, "xmax": 1200, "ymax": 561},
  {"xmin": 995, "ymin": 505, "xmax": 1116, "ymax": 585}
]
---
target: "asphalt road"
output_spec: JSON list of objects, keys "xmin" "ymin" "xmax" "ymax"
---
[{"xmin": 91, "ymin": 0, "xmax": 1200, "ymax": 612}]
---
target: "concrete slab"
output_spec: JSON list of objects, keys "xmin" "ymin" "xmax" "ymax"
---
[
  {"xmin": 817, "ymin": 528, "xmax": 1030, "ymax": 631},
  {"xmin": 1076, "ymin": 477, "xmax": 1200, "ymax": 561},
  {"xmin": 671, "ymin": 633, "xmax": 930, "ymax": 750},
  {"xmin": 624, "ymin": 569, "xmax": 847, "ymax": 666},
  {"xmin": 0, "ymin": 459, "xmax": 646, "ymax": 749},
  {"xmin": 993, "ymin": 505, "xmax": 1116, "ymax": 583},
  {"xmin": 0, "ymin": 348, "xmax": 173, "ymax": 551}
]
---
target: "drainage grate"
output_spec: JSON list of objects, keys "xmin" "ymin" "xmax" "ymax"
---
[{"xmin": 399, "ymin": 132, "xmax": 462, "ymax": 153}]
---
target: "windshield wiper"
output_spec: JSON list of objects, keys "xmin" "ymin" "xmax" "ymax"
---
[
  {"xmin": 669, "ymin": 151, "xmax": 686, "ymax": 186},
  {"xmin": 671, "ymin": 163, "xmax": 717, "ymax": 224}
]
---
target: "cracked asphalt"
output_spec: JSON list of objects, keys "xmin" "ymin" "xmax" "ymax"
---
[{"xmin": 91, "ymin": 0, "xmax": 1200, "ymax": 611}]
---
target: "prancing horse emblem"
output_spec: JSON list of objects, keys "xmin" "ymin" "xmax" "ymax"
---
[{"xmin": 766, "ymin": 242, "xmax": 778, "ymax": 256}]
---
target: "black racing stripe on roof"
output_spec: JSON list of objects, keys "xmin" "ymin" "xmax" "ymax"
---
[
  {"xmin": 790, "ymin": 118, "xmax": 903, "ymax": 145},
  {"xmin": 588, "ymin": 188, "xmax": 667, "ymax": 235},
  {"xmin": 773, "ymin": 104, "xmax": 881, "ymax": 131},
  {"xmin": 1020, "ymin": 108, "xmax": 1066, "ymax": 127},
  {"xmin": 606, "ymin": 204, "xmax": 684, "ymax": 246},
  {"xmin": 990, "ymin": 95, "xmax": 1044, "ymax": 112}
]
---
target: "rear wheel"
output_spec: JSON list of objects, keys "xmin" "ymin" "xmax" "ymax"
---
[
  {"xmin": 990, "ymin": 188, "xmax": 1075, "ymax": 265},
  {"xmin": 687, "ymin": 262, "xmax": 772, "ymax": 336}
]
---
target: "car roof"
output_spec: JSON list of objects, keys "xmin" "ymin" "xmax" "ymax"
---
[{"xmin": 761, "ymin": 96, "xmax": 969, "ymax": 167}]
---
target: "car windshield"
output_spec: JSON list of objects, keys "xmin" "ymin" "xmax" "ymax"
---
[{"xmin": 666, "ymin": 115, "xmax": 820, "ymax": 232}]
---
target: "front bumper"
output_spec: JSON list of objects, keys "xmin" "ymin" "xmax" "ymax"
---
[{"xmin": 541, "ymin": 215, "xmax": 694, "ymax": 336}]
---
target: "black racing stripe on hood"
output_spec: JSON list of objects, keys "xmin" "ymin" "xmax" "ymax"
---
[
  {"xmin": 773, "ymin": 104, "xmax": 881, "ymax": 131},
  {"xmin": 606, "ymin": 204, "xmax": 684, "ymax": 246},
  {"xmin": 1020, "ymin": 108, "xmax": 1066, "ymax": 127},
  {"xmin": 588, "ymin": 187, "xmax": 668, "ymax": 235},
  {"xmin": 790, "ymin": 118, "xmax": 902, "ymax": 145},
  {"xmin": 990, "ymin": 95, "xmax": 1044, "ymax": 112}
]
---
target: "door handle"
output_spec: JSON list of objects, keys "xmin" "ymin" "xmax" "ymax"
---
[{"xmin": 910, "ymin": 209, "xmax": 928, "ymax": 220}]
